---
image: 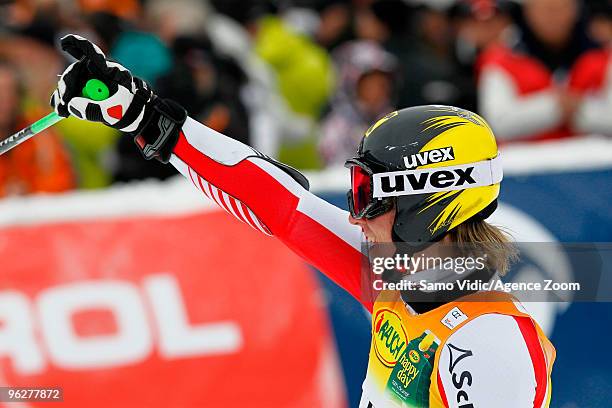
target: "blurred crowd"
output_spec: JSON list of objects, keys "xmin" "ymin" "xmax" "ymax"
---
[{"xmin": 0, "ymin": 0, "xmax": 611, "ymax": 197}]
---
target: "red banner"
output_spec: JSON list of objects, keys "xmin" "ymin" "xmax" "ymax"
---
[{"xmin": 0, "ymin": 210, "xmax": 346, "ymax": 407}]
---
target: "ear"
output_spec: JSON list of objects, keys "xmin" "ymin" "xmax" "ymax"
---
[{"xmin": 440, "ymin": 234, "xmax": 453, "ymax": 243}]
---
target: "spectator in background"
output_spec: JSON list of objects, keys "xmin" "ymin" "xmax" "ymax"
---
[
  {"xmin": 111, "ymin": 0, "xmax": 209, "ymax": 182},
  {"xmin": 312, "ymin": 0, "xmax": 354, "ymax": 50},
  {"xmin": 1, "ymin": 0, "xmax": 120, "ymax": 190},
  {"xmin": 203, "ymin": 0, "xmax": 336, "ymax": 167},
  {"xmin": 280, "ymin": 0, "xmax": 354, "ymax": 50},
  {"xmin": 319, "ymin": 41, "xmax": 396, "ymax": 166},
  {"xmin": 0, "ymin": 60, "xmax": 74, "ymax": 197},
  {"xmin": 156, "ymin": 36, "xmax": 250, "ymax": 145},
  {"xmin": 254, "ymin": 9, "xmax": 335, "ymax": 121},
  {"xmin": 567, "ymin": 1, "xmax": 612, "ymax": 136},
  {"xmin": 451, "ymin": 0, "xmax": 515, "ymax": 111},
  {"xmin": 2, "ymin": 0, "xmax": 61, "ymax": 46},
  {"xmin": 357, "ymin": 0, "xmax": 474, "ymax": 109},
  {"xmin": 78, "ymin": 0, "xmax": 141, "ymax": 21},
  {"xmin": 586, "ymin": 0, "xmax": 612, "ymax": 45},
  {"xmin": 354, "ymin": 1, "xmax": 411, "ymax": 102},
  {"xmin": 86, "ymin": 12, "xmax": 124, "ymax": 50},
  {"xmin": 111, "ymin": 31, "xmax": 172, "ymax": 86},
  {"xmin": 478, "ymin": 0, "xmax": 598, "ymax": 142},
  {"xmin": 402, "ymin": 3, "xmax": 469, "ymax": 107}
]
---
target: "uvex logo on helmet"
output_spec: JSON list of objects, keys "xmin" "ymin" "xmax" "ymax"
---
[
  {"xmin": 403, "ymin": 146, "xmax": 454, "ymax": 169},
  {"xmin": 380, "ymin": 167, "xmax": 476, "ymax": 194},
  {"xmin": 372, "ymin": 157, "xmax": 503, "ymax": 198}
]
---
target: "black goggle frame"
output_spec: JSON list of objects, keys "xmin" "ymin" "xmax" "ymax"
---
[{"xmin": 345, "ymin": 158, "xmax": 394, "ymax": 220}]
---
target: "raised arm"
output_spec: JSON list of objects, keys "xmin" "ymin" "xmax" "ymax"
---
[
  {"xmin": 169, "ymin": 117, "xmax": 366, "ymax": 304},
  {"xmin": 49, "ymin": 35, "xmax": 367, "ymax": 306}
]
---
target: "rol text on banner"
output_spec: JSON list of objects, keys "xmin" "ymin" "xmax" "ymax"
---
[{"xmin": 0, "ymin": 206, "xmax": 345, "ymax": 408}]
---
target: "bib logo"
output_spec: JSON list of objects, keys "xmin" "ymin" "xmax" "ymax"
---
[
  {"xmin": 408, "ymin": 349, "xmax": 420, "ymax": 364},
  {"xmin": 373, "ymin": 309, "xmax": 408, "ymax": 367},
  {"xmin": 403, "ymin": 147, "xmax": 454, "ymax": 169},
  {"xmin": 447, "ymin": 343, "xmax": 474, "ymax": 408}
]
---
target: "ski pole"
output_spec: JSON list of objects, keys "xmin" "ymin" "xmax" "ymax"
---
[{"xmin": 0, "ymin": 78, "xmax": 109, "ymax": 156}]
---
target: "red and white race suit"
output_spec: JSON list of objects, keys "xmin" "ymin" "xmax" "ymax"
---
[{"xmin": 168, "ymin": 117, "xmax": 555, "ymax": 408}]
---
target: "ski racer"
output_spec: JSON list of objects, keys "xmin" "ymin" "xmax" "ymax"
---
[{"xmin": 50, "ymin": 35, "xmax": 555, "ymax": 408}]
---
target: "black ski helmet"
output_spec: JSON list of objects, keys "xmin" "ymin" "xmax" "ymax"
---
[{"xmin": 345, "ymin": 105, "xmax": 502, "ymax": 247}]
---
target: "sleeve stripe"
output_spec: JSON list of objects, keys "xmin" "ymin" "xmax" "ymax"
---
[
  {"xmin": 249, "ymin": 207, "xmax": 272, "ymax": 235},
  {"xmin": 188, "ymin": 164, "xmax": 272, "ymax": 236},
  {"xmin": 221, "ymin": 191, "xmax": 243, "ymax": 222},
  {"xmin": 188, "ymin": 167, "xmax": 206, "ymax": 197},
  {"xmin": 208, "ymin": 182, "xmax": 225, "ymax": 211},
  {"xmin": 196, "ymin": 174, "xmax": 212, "ymax": 199},
  {"xmin": 174, "ymin": 132, "xmax": 365, "ymax": 303},
  {"xmin": 215, "ymin": 188, "xmax": 232, "ymax": 214},
  {"xmin": 235, "ymin": 200, "xmax": 251, "ymax": 226},
  {"xmin": 202, "ymin": 175, "xmax": 221, "ymax": 207},
  {"xmin": 226, "ymin": 194, "xmax": 246, "ymax": 224},
  {"xmin": 176, "ymin": 131, "xmax": 305, "ymax": 234},
  {"xmin": 207, "ymin": 183, "xmax": 221, "ymax": 207},
  {"xmin": 239, "ymin": 202, "xmax": 261, "ymax": 232},
  {"xmin": 187, "ymin": 166, "xmax": 196, "ymax": 189},
  {"xmin": 513, "ymin": 316, "xmax": 548, "ymax": 408}
]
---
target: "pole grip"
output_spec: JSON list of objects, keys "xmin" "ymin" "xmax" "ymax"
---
[{"xmin": 0, "ymin": 79, "xmax": 111, "ymax": 156}]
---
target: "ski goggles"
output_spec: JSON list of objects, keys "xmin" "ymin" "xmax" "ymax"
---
[
  {"xmin": 345, "ymin": 159, "xmax": 394, "ymax": 220},
  {"xmin": 345, "ymin": 155, "xmax": 503, "ymax": 219}
]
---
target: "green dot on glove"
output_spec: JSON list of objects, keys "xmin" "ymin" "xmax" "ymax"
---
[{"xmin": 82, "ymin": 79, "xmax": 109, "ymax": 101}]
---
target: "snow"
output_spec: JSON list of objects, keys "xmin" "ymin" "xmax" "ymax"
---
[{"xmin": 0, "ymin": 135, "xmax": 610, "ymax": 227}]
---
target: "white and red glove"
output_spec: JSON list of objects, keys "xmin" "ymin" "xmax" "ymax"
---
[{"xmin": 51, "ymin": 34, "xmax": 186, "ymax": 162}]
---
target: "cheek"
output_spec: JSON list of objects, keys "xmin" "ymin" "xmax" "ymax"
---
[
  {"xmin": 369, "ymin": 213, "xmax": 395, "ymax": 241},
  {"xmin": 381, "ymin": 222, "xmax": 394, "ymax": 241}
]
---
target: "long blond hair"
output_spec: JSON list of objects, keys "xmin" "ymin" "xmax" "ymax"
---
[{"xmin": 447, "ymin": 220, "xmax": 518, "ymax": 276}]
